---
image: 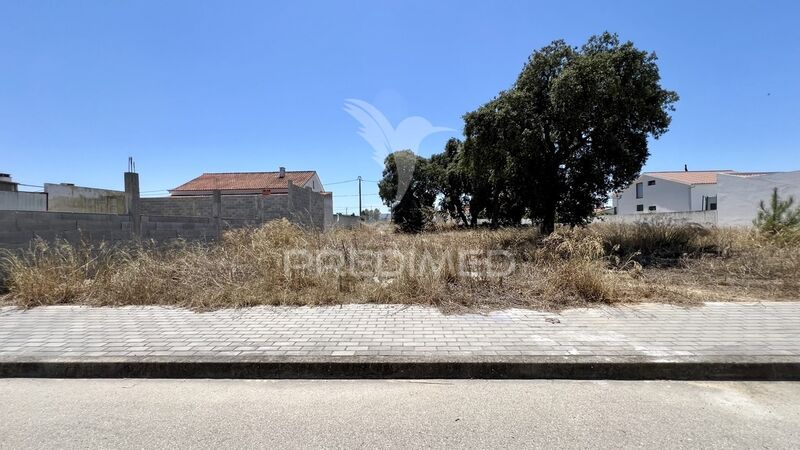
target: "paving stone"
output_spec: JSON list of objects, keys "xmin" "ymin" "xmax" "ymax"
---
[{"xmin": 0, "ymin": 303, "xmax": 799, "ymax": 359}]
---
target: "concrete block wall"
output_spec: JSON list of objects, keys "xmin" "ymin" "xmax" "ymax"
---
[
  {"xmin": 0, "ymin": 210, "xmax": 132, "ymax": 249},
  {"xmin": 139, "ymin": 189, "xmax": 325, "ymax": 230},
  {"xmin": 140, "ymin": 215, "xmax": 218, "ymax": 242},
  {"xmin": 0, "ymin": 172, "xmax": 334, "ymax": 248},
  {"xmin": 140, "ymin": 196, "xmax": 214, "ymax": 217},
  {"xmin": 288, "ymin": 183, "xmax": 326, "ymax": 231},
  {"xmin": 220, "ymin": 195, "xmax": 290, "ymax": 221}
]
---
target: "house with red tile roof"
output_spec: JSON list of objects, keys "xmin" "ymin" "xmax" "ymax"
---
[{"xmin": 170, "ymin": 167, "xmax": 325, "ymax": 196}]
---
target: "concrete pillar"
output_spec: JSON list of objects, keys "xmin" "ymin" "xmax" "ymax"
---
[
  {"xmin": 124, "ymin": 172, "xmax": 141, "ymax": 237},
  {"xmin": 212, "ymin": 189, "xmax": 221, "ymax": 239}
]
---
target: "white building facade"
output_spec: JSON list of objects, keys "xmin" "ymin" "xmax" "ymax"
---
[{"xmin": 610, "ymin": 170, "xmax": 800, "ymax": 226}]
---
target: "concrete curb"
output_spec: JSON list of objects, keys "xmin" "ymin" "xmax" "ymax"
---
[{"xmin": 2, "ymin": 356, "xmax": 799, "ymax": 380}]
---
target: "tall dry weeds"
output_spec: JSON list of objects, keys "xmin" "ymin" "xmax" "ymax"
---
[{"xmin": 1, "ymin": 219, "xmax": 797, "ymax": 310}]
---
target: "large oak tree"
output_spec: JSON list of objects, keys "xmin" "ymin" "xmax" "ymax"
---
[{"xmin": 463, "ymin": 32, "xmax": 678, "ymax": 233}]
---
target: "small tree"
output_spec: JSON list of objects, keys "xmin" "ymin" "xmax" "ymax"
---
[
  {"xmin": 379, "ymin": 150, "xmax": 438, "ymax": 233},
  {"xmin": 754, "ymin": 188, "xmax": 800, "ymax": 235},
  {"xmin": 430, "ymin": 138, "xmax": 472, "ymax": 227},
  {"xmin": 361, "ymin": 208, "xmax": 381, "ymax": 221}
]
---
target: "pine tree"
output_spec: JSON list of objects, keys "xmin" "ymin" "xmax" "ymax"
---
[{"xmin": 754, "ymin": 188, "xmax": 800, "ymax": 235}]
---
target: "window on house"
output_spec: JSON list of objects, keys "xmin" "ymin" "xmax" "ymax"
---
[
  {"xmin": 648, "ymin": 205, "xmax": 657, "ymax": 211},
  {"xmin": 647, "ymin": 180, "xmax": 656, "ymax": 186},
  {"xmin": 635, "ymin": 182, "xmax": 643, "ymax": 198},
  {"xmin": 704, "ymin": 196, "xmax": 718, "ymax": 211},
  {"xmin": 636, "ymin": 204, "xmax": 644, "ymax": 212}
]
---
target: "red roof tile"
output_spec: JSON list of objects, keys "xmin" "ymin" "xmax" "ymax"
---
[{"xmin": 171, "ymin": 171, "xmax": 316, "ymax": 194}]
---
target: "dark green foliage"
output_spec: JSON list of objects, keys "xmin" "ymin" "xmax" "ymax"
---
[
  {"xmin": 754, "ymin": 188, "xmax": 800, "ymax": 235},
  {"xmin": 463, "ymin": 32, "xmax": 677, "ymax": 233},
  {"xmin": 378, "ymin": 150, "xmax": 439, "ymax": 233},
  {"xmin": 430, "ymin": 138, "xmax": 472, "ymax": 226},
  {"xmin": 379, "ymin": 32, "xmax": 676, "ymax": 234},
  {"xmin": 361, "ymin": 208, "xmax": 381, "ymax": 221}
]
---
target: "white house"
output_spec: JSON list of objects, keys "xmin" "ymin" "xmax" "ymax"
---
[{"xmin": 611, "ymin": 169, "xmax": 800, "ymax": 226}]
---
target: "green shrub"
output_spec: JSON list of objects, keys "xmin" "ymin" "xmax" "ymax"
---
[{"xmin": 754, "ymin": 188, "xmax": 800, "ymax": 236}]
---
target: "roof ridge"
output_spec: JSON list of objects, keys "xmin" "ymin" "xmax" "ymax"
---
[
  {"xmin": 645, "ymin": 170, "xmax": 734, "ymax": 173},
  {"xmin": 201, "ymin": 170, "xmax": 316, "ymax": 175}
]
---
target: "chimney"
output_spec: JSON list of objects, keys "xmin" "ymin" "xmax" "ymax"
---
[
  {"xmin": 0, "ymin": 173, "xmax": 18, "ymax": 192},
  {"xmin": 684, "ymin": 164, "xmax": 688, "ymax": 172},
  {"xmin": 279, "ymin": 167, "xmax": 286, "ymax": 178}
]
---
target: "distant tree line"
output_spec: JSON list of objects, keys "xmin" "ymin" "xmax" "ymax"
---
[{"xmin": 379, "ymin": 32, "xmax": 678, "ymax": 234}]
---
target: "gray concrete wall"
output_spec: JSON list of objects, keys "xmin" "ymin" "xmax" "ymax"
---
[
  {"xmin": 140, "ymin": 215, "xmax": 218, "ymax": 242},
  {"xmin": 140, "ymin": 194, "xmax": 291, "ymax": 223},
  {"xmin": 0, "ymin": 210, "xmax": 251, "ymax": 249},
  {"xmin": 0, "ymin": 210, "xmax": 132, "ymax": 249},
  {"xmin": 330, "ymin": 214, "xmax": 361, "ymax": 229},
  {"xmin": 0, "ymin": 191, "xmax": 48, "ymax": 212},
  {"xmin": 140, "ymin": 188, "xmax": 327, "ymax": 231},
  {"xmin": 44, "ymin": 183, "xmax": 126, "ymax": 214},
  {"xmin": 288, "ymin": 183, "xmax": 326, "ymax": 231},
  {"xmin": 323, "ymin": 194, "xmax": 333, "ymax": 229},
  {"xmin": 0, "ymin": 175, "xmax": 334, "ymax": 248},
  {"xmin": 140, "ymin": 196, "xmax": 214, "ymax": 217}
]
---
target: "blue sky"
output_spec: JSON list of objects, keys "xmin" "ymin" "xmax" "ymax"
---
[{"xmin": 1, "ymin": 1, "xmax": 798, "ymax": 213}]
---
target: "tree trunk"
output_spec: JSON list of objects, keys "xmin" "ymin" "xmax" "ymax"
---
[
  {"xmin": 541, "ymin": 211, "xmax": 556, "ymax": 235},
  {"xmin": 541, "ymin": 193, "xmax": 557, "ymax": 234},
  {"xmin": 457, "ymin": 209, "xmax": 469, "ymax": 228}
]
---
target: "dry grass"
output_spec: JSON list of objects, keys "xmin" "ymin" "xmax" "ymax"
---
[{"xmin": 1, "ymin": 219, "xmax": 798, "ymax": 311}]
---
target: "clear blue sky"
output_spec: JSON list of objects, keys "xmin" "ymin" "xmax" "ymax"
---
[{"xmin": 1, "ymin": 1, "xmax": 798, "ymax": 213}]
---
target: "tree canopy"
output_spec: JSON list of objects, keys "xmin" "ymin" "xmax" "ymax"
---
[
  {"xmin": 380, "ymin": 32, "xmax": 677, "ymax": 233},
  {"xmin": 378, "ymin": 150, "xmax": 438, "ymax": 233}
]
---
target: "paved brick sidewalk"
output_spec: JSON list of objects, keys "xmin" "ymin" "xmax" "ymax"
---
[{"xmin": 1, "ymin": 302, "xmax": 798, "ymax": 360}]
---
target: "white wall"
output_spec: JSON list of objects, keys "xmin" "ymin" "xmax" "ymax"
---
[
  {"xmin": 689, "ymin": 184, "xmax": 717, "ymax": 212},
  {"xmin": 613, "ymin": 175, "xmax": 691, "ymax": 214},
  {"xmin": 717, "ymin": 171, "xmax": 800, "ymax": 226},
  {"xmin": 304, "ymin": 173, "xmax": 324, "ymax": 192},
  {"xmin": 600, "ymin": 210, "xmax": 717, "ymax": 227}
]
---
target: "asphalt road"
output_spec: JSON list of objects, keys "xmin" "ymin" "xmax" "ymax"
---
[{"xmin": 1, "ymin": 379, "xmax": 798, "ymax": 449}]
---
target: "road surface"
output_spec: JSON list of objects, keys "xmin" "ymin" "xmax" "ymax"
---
[{"xmin": 1, "ymin": 379, "xmax": 798, "ymax": 449}]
